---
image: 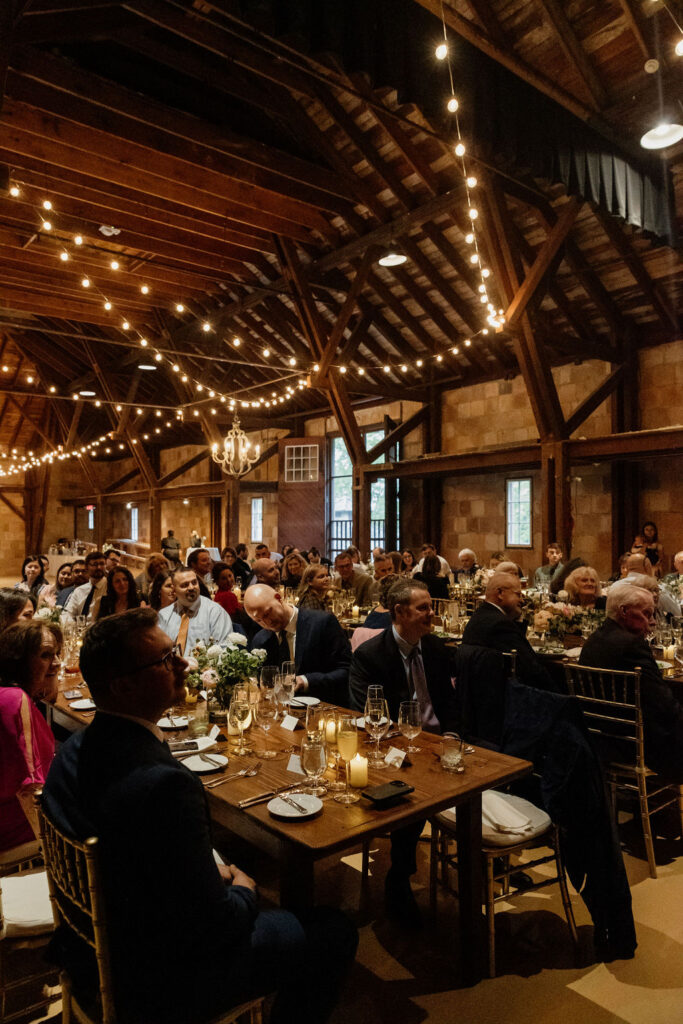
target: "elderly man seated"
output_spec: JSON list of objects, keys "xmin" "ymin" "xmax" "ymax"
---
[
  {"xmin": 157, "ymin": 566, "xmax": 232, "ymax": 651},
  {"xmin": 580, "ymin": 582, "xmax": 683, "ymax": 782},
  {"xmin": 455, "ymin": 548, "xmax": 480, "ymax": 581},
  {"xmin": 622, "ymin": 553, "xmax": 681, "ymax": 619},
  {"xmin": 42, "ymin": 609, "xmax": 357, "ymax": 1024},
  {"xmin": 663, "ymin": 551, "xmax": 683, "ymax": 594},
  {"xmin": 461, "ymin": 571, "xmax": 553, "ymax": 691},
  {"xmin": 244, "ymin": 583, "xmax": 351, "ymax": 704}
]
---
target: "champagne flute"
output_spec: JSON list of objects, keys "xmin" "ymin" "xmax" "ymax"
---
[
  {"xmin": 255, "ymin": 689, "xmax": 279, "ymax": 759},
  {"xmin": 334, "ymin": 714, "xmax": 360, "ymax": 805},
  {"xmin": 280, "ymin": 660, "xmax": 296, "ymax": 707},
  {"xmin": 365, "ymin": 698, "xmax": 390, "ymax": 768},
  {"xmin": 324, "ymin": 712, "xmax": 345, "ymax": 792},
  {"xmin": 229, "ymin": 697, "xmax": 251, "ymax": 756},
  {"xmin": 300, "ymin": 734, "xmax": 327, "ymax": 797},
  {"xmin": 398, "ymin": 699, "xmax": 421, "ymax": 753}
]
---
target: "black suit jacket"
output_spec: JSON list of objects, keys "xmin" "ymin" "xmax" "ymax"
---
[
  {"xmin": 580, "ymin": 617, "xmax": 683, "ymax": 781},
  {"xmin": 349, "ymin": 628, "xmax": 458, "ymax": 731},
  {"xmin": 250, "ymin": 608, "xmax": 351, "ymax": 705},
  {"xmin": 43, "ymin": 714, "xmax": 258, "ymax": 1023},
  {"xmin": 461, "ymin": 601, "xmax": 554, "ymax": 692}
]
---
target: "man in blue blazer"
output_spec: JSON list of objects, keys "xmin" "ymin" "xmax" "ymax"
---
[
  {"xmin": 43, "ymin": 609, "xmax": 357, "ymax": 1024},
  {"xmin": 244, "ymin": 584, "xmax": 351, "ymax": 706}
]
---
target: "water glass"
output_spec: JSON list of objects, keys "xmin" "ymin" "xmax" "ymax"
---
[
  {"xmin": 300, "ymin": 734, "xmax": 327, "ymax": 797},
  {"xmin": 365, "ymin": 698, "xmax": 390, "ymax": 768},
  {"xmin": 398, "ymin": 700, "xmax": 421, "ymax": 753},
  {"xmin": 280, "ymin": 661, "xmax": 296, "ymax": 706},
  {"xmin": 440, "ymin": 732, "xmax": 465, "ymax": 773},
  {"xmin": 255, "ymin": 690, "xmax": 279, "ymax": 759}
]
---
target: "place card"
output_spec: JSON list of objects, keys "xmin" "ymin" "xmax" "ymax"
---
[
  {"xmin": 286, "ymin": 753, "xmax": 305, "ymax": 775},
  {"xmin": 384, "ymin": 746, "xmax": 406, "ymax": 768},
  {"xmin": 281, "ymin": 714, "xmax": 301, "ymax": 732}
]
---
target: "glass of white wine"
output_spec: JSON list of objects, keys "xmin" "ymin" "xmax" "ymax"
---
[
  {"xmin": 365, "ymin": 698, "xmax": 390, "ymax": 768},
  {"xmin": 333, "ymin": 714, "xmax": 360, "ymax": 805},
  {"xmin": 229, "ymin": 697, "xmax": 251, "ymax": 756},
  {"xmin": 324, "ymin": 712, "xmax": 345, "ymax": 792},
  {"xmin": 398, "ymin": 699, "xmax": 421, "ymax": 753}
]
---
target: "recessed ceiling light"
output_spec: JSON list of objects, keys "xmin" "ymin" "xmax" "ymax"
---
[
  {"xmin": 138, "ymin": 364, "xmax": 157, "ymax": 371},
  {"xmin": 377, "ymin": 249, "xmax": 407, "ymax": 267},
  {"xmin": 79, "ymin": 390, "xmax": 96, "ymax": 397}
]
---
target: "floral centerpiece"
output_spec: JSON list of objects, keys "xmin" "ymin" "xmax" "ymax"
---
[
  {"xmin": 530, "ymin": 600, "xmax": 605, "ymax": 639},
  {"xmin": 34, "ymin": 605, "xmax": 70, "ymax": 627},
  {"xmin": 184, "ymin": 634, "xmax": 267, "ymax": 713}
]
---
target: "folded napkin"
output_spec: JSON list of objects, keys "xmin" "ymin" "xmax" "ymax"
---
[
  {"xmin": 565, "ymin": 647, "xmax": 582, "ymax": 658},
  {"xmin": 482, "ymin": 791, "xmax": 532, "ymax": 835},
  {"xmin": 169, "ymin": 725, "xmax": 220, "ymax": 756}
]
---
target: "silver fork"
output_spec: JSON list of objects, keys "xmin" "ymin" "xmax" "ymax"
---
[{"xmin": 205, "ymin": 762, "xmax": 262, "ymax": 789}]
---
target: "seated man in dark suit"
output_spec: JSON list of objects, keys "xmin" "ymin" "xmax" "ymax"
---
[
  {"xmin": 349, "ymin": 579, "xmax": 458, "ymax": 925},
  {"xmin": 461, "ymin": 571, "xmax": 553, "ymax": 691},
  {"xmin": 43, "ymin": 609, "xmax": 356, "ymax": 1024},
  {"xmin": 580, "ymin": 581, "xmax": 683, "ymax": 782},
  {"xmin": 244, "ymin": 584, "xmax": 351, "ymax": 705}
]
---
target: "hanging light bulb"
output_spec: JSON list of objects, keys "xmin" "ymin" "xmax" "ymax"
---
[
  {"xmin": 447, "ymin": 97, "xmax": 459, "ymax": 113},
  {"xmin": 435, "ymin": 42, "xmax": 448, "ymax": 60},
  {"xmin": 378, "ymin": 247, "xmax": 407, "ymax": 267},
  {"xmin": 640, "ymin": 122, "xmax": 683, "ymax": 149}
]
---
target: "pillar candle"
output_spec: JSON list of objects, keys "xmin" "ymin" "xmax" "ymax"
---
[
  {"xmin": 349, "ymin": 753, "xmax": 368, "ymax": 787},
  {"xmin": 352, "ymin": 605, "xmax": 360, "ymax": 621}
]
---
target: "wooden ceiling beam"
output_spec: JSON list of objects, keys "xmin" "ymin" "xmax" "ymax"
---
[
  {"xmin": 565, "ymin": 365, "xmax": 625, "ymax": 436},
  {"xmin": 5, "ymin": 392, "xmax": 55, "ymax": 447},
  {"xmin": 614, "ymin": 0, "xmax": 655, "ymax": 61},
  {"xmin": 363, "ymin": 405, "xmax": 429, "ymax": 463},
  {"xmin": 536, "ymin": 0, "xmax": 609, "ymax": 111},
  {"xmin": 315, "ymin": 247, "xmax": 377, "ymax": 380},
  {"xmin": 464, "ymin": 0, "xmax": 510, "ymax": 50},
  {"xmin": 16, "ymin": 6, "xmax": 135, "ymax": 43},
  {"xmin": 0, "ymin": 490, "xmax": 25, "ymax": 520}
]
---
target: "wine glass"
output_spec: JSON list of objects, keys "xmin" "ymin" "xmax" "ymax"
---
[
  {"xmin": 305, "ymin": 704, "xmax": 324, "ymax": 736},
  {"xmin": 260, "ymin": 665, "xmax": 280, "ymax": 691},
  {"xmin": 323, "ymin": 712, "xmax": 345, "ymax": 792},
  {"xmin": 300, "ymin": 734, "xmax": 327, "ymax": 797},
  {"xmin": 229, "ymin": 697, "xmax": 251, "ymax": 756},
  {"xmin": 255, "ymin": 689, "xmax": 279, "ymax": 759},
  {"xmin": 333, "ymin": 714, "xmax": 360, "ymax": 805},
  {"xmin": 398, "ymin": 699, "xmax": 421, "ymax": 753},
  {"xmin": 280, "ymin": 661, "xmax": 296, "ymax": 707},
  {"xmin": 367, "ymin": 685, "xmax": 384, "ymax": 703},
  {"xmin": 365, "ymin": 698, "xmax": 390, "ymax": 769}
]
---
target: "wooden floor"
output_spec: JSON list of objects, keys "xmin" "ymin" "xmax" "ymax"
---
[{"xmin": 18, "ymin": 811, "xmax": 683, "ymax": 1024}]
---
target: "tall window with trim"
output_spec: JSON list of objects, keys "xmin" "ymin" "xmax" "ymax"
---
[
  {"xmin": 327, "ymin": 429, "xmax": 400, "ymax": 558},
  {"xmin": 130, "ymin": 506, "xmax": 138, "ymax": 542},
  {"xmin": 506, "ymin": 478, "xmax": 532, "ymax": 547},
  {"xmin": 250, "ymin": 497, "xmax": 263, "ymax": 544}
]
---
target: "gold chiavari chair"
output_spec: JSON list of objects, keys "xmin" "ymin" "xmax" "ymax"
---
[
  {"xmin": 564, "ymin": 662, "xmax": 680, "ymax": 878},
  {"xmin": 36, "ymin": 793, "xmax": 265, "ymax": 1024}
]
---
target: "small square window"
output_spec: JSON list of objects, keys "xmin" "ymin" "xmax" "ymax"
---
[{"xmin": 284, "ymin": 444, "xmax": 319, "ymax": 483}]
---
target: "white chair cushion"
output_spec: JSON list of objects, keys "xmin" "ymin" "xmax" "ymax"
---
[
  {"xmin": 1, "ymin": 870, "xmax": 54, "ymax": 937},
  {"xmin": 438, "ymin": 791, "xmax": 551, "ymax": 848}
]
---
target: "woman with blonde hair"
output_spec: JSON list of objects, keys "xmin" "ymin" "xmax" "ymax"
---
[
  {"xmin": 296, "ymin": 564, "xmax": 331, "ymax": 611},
  {"xmin": 281, "ymin": 551, "xmax": 309, "ymax": 591},
  {"xmin": 564, "ymin": 566, "xmax": 606, "ymax": 609}
]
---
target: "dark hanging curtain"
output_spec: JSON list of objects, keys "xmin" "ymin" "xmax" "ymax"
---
[{"xmin": 237, "ymin": 0, "xmax": 675, "ymax": 244}]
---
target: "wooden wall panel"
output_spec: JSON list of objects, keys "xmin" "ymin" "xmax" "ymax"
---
[{"xmin": 277, "ymin": 437, "xmax": 325, "ymax": 552}]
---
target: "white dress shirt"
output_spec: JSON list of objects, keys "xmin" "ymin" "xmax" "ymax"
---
[
  {"xmin": 157, "ymin": 595, "xmax": 232, "ymax": 649},
  {"xmin": 64, "ymin": 577, "xmax": 107, "ymax": 618}
]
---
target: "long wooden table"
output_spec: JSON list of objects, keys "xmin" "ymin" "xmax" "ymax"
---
[{"xmin": 204, "ymin": 710, "xmax": 531, "ymax": 984}]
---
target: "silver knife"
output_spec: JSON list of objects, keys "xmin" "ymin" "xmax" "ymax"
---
[{"xmin": 278, "ymin": 793, "xmax": 309, "ymax": 814}]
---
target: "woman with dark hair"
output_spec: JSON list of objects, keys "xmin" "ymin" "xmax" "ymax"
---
[
  {"xmin": 221, "ymin": 545, "xmax": 250, "ymax": 588},
  {"xmin": 414, "ymin": 553, "xmax": 450, "ymax": 600},
  {"xmin": 97, "ymin": 566, "xmax": 141, "ymax": 619},
  {"xmin": 0, "ymin": 620, "xmax": 62, "ymax": 853},
  {"xmin": 149, "ymin": 572, "xmax": 175, "ymax": 611},
  {"xmin": 401, "ymin": 549, "xmax": 417, "ymax": 575},
  {"xmin": 297, "ymin": 564, "xmax": 331, "ymax": 611},
  {"xmin": 134, "ymin": 553, "xmax": 169, "ymax": 601},
  {"xmin": 211, "ymin": 562, "xmax": 240, "ymax": 617},
  {"xmin": 307, "ymin": 546, "xmax": 332, "ymax": 568},
  {"xmin": 0, "ymin": 588, "xmax": 36, "ymax": 633},
  {"xmin": 363, "ymin": 573, "xmax": 400, "ymax": 629},
  {"xmin": 15, "ymin": 555, "xmax": 53, "ymax": 604},
  {"xmin": 641, "ymin": 521, "xmax": 664, "ymax": 577}
]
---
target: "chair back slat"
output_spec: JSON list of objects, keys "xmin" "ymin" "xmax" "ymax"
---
[
  {"xmin": 35, "ymin": 792, "xmax": 117, "ymax": 1024},
  {"xmin": 564, "ymin": 662, "xmax": 644, "ymax": 771}
]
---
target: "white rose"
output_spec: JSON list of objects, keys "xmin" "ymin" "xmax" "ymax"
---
[
  {"xmin": 185, "ymin": 656, "xmax": 199, "ymax": 671},
  {"xmin": 35, "ymin": 607, "xmax": 52, "ymax": 620},
  {"xmin": 206, "ymin": 644, "xmax": 223, "ymax": 659},
  {"xmin": 557, "ymin": 590, "xmax": 569, "ymax": 602},
  {"xmin": 228, "ymin": 631, "xmax": 247, "ymax": 647},
  {"xmin": 251, "ymin": 648, "xmax": 268, "ymax": 660}
]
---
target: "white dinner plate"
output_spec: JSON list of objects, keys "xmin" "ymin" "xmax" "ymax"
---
[
  {"xmin": 69, "ymin": 698, "xmax": 96, "ymax": 711},
  {"xmin": 157, "ymin": 715, "xmax": 188, "ymax": 730},
  {"xmin": 354, "ymin": 716, "xmax": 389, "ymax": 730},
  {"xmin": 267, "ymin": 793, "xmax": 323, "ymax": 820},
  {"xmin": 287, "ymin": 695, "xmax": 320, "ymax": 707},
  {"xmin": 170, "ymin": 735, "xmax": 217, "ymax": 757},
  {"xmin": 181, "ymin": 753, "xmax": 229, "ymax": 774}
]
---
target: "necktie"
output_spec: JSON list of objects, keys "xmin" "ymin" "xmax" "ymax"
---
[
  {"xmin": 408, "ymin": 647, "xmax": 440, "ymax": 732},
  {"xmin": 176, "ymin": 612, "xmax": 190, "ymax": 655},
  {"xmin": 276, "ymin": 630, "xmax": 290, "ymax": 667},
  {"xmin": 82, "ymin": 584, "xmax": 96, "ymax": 617}
]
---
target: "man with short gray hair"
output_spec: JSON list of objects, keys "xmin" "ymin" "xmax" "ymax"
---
[
  {"xmin": 456, "ymin": 547, "xmax": 479, "ymax": 581},
  {"xmin": 622, "ymin": 554, "xmax": 681, "ymax": 618},
  {"xmin": 580, "ymin": 583, "xmax": 683, "ymax": 782}
]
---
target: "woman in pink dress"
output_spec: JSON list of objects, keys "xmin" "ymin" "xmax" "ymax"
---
[{"xmin": 0, "ymin": 620, "xmax": 62, "ymax": 854}]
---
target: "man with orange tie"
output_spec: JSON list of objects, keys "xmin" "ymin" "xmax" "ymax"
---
[{"xmin": 157, "ymin": 567, "xmax": 232, "ymax": 652}]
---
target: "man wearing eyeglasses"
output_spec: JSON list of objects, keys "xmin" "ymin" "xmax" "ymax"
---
[
  {"xmin": 64, "ymin": 550, "xmax": 107, "ymax": 619},
  {"xmin": 157, "ymin": 567, "xmax": 233, "ymax": 651},
  {"xmin": 43, "ymin": 608, "xmax": 357, "ymax": 1024}
]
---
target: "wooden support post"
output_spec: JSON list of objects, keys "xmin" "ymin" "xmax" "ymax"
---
[
  {"xmin": 354, "ymin": 469, "xmax": 371, "ymax": 561},
  {"xmin": 541, "ymin": 441, "xmax": 571, "ymax": 555},
  {"xmin": 541, "ymin": 444, "xmax": 555, "ymax": 553},
  {"xmin": 610, "ymin": 342, "xmax": 639, "ymax": 566},
  {"xmin": 149, "ymin": 491, "xmax": 162, "ymax": 550},
  {"xmin": 94, "ymin": 494, "xmax": 104, "ymax": 551},
  {"xmin": 423, "ymin": 383, "xmax": 443, "ymax": 549},
  {"xmin": 224, "ymin": 478, "xmax": 240, "ymax": 548}
]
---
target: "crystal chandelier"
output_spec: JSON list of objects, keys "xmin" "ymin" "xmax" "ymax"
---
[{"xmin": 210, "ymin": 417, "xmax": 260, "ymax": 478}]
